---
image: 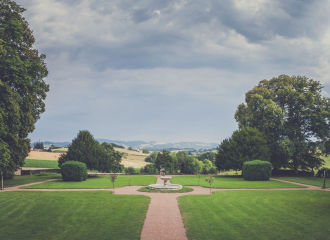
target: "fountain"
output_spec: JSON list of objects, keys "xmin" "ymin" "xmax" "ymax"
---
[{"xmin": 148, "ymin": 168, "xmax": 182, "ymax": 190}]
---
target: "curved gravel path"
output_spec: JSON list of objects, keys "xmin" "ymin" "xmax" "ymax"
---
[{"xmin": 1, "ymin": 176, "xmax": 329, "ymax": 240}]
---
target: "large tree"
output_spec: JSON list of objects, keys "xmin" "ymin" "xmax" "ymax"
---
[
  {"xmin": 235, "ymin": 75, "xmax": 330, "ymax": 173},
  {"xmin": 0, "ymin": 0, "xmax": 49, "ymax": 176},
  {"xmin": 59, "ymin": 131, "xmax": 124, "ymax": 173},
  {"xmin": 215, "ymin": 126, "xmax": 270, "ymax": 172}
]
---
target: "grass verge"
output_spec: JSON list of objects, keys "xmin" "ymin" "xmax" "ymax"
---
[
  {"xmin": 0, "ymin": 191, "xmax": 149, "ymax": 240},
  {"xmin": 178, "ymin": 190, "xmax": 330, "ymax": 240},
  {"xmin": 170, "ymin": 176, "xmax": 305, "ymax": 188},
  {"xmin": 23, "ymin": 159, "xmax": 60, "ymax": 169},
  {"xmin": 138, "ymin": 186, "xmax": 193, "ymax": 193},
  {"xmin": 22, "ymin": 176, "xmax": 157, "ymax": 189},
  {"xmin": 3, "ymin": 173, "xmax": 61, "ymax": 188},
  {"xmin": 273, "ymin": 176, "xmax": 328, "ymax": 188}
]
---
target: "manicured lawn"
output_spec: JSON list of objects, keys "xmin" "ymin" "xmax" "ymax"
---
[
  {"xmin": 22, "ymin": 176, "xmax": 157, "ymax": 189},
  {"xmin": 3, "ymin": 173, "xmax": 61, "ymax": 188},
  {"xmin": 138, "ymin": 186, "xmax": 193, "ymax": 193},
  {"xmin": 274, "ymin": 176, "xmax": 328, "ymax": 188},
  {"xmin": 170, "ymin": 176, "xmax": 305, "ymax": 188},
  {"xmin": 178, "ymin": 190, "xmax": 330, "ymax": 240},
  {"xmin": 0, "ymin": 191, "xmax": 149, "ymax": 240},
  {"xmin": 24, "ymin": 159, "xmax": 60, "ymax": 169}
]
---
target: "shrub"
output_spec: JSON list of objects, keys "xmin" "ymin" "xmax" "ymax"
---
[
  {"xmin": 243, "ymin": 160, "xmax": 272, "ymax": 181},
  {"xmin": 125, "ymin": 167, "xmax": 135, "ymax": 174},
  {"xmin": 140, "ymin": 164, "xmax": 157, "ymax": 174},
  {"xmin": 61, "ymin": 161, "xmax": 88, "ymax": 181},
  {"xmin": 142, "ymin": 149, "xmax": 150, "ymax": 154},
  {"xmin": 208, "ymin": 166, "xmax": 218, "ymax": 174}
]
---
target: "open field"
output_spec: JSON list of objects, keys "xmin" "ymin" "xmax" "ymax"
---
[
  {"xmin": 22, "ymin": 176, "xmax": 157, "ymax": 189},
  {"xmin": 274, "ymin": 176, "xmax": 328, "ymax": 188},
  {"xmin": 170, "ymin": 176, "xmax": 305, "ymax": 188},
  {"xmin": 178, "ymin": 190, "xmax": 330, "ymax": 240},
  {"xmin": 25, "ymin": 150, "xmax": 149, "ymax": 168},
  {"xmin": 3, "ymin": 173, "xmax": 61, "ymax": 188},
  {"xmin": 0, "ymin": 191, "xmax": 149, "ymax": 240},
  {"xmin": 24, "ymin": 159, "xmax": 60, "ymax": 169}
]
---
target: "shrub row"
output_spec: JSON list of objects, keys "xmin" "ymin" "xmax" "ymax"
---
[{"xmin": 243, "ymin": 160, "xmax": 272, "ymax": 181}]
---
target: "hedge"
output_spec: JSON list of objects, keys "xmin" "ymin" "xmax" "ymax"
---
[
  {"xmin": 61, "ymin": 161, "xmax": 88, "ymax": 181},
  {"xmin": 243, "ymin": 160, "xmax": 272, "ymax": 181}
]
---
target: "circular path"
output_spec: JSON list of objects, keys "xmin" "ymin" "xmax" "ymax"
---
[{"xmin": 1, "ymin": 176, "xmax": 329, "ymax": 240}]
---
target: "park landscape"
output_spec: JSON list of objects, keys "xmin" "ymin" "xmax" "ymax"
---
[{"xmin": 1, "ymin": 0, "xmax": 330, "ymax": 239}]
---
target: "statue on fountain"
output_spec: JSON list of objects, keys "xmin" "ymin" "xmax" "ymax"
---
[{"xmin": 160, "ymin": 166, "xmax": 166, "ymax": 176}]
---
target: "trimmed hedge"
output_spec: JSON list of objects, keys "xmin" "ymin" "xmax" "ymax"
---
[
  {"xmin": 243, "ymin": 160, "xmax": 272, "ymax": 181},
  {"xmin": 61, "ymin": 161, "xmax": 88, "ymax": 181}
]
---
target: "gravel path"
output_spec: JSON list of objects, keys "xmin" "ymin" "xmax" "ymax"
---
[{"xmin": 1, "ymin": 176, "xmax": 329, "ymax": 240}]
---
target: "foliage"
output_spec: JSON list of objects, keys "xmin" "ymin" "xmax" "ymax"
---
[
  {"xmin": 128, "ymin": 147, "xmax": 133, "ymax": 150},
  {"xmin": 109, "ymin": 143, "xmax": 125, "ymax": 149},
  {"xmin": 243, "ymin": 160, "xmax": 272, "ymax": 181},
  {"xmin": 34, "ymin": 142, "xmax": 44, "ymax": 149},
  {"xmin": 142, "ymin": 149, "xmax": 150, "ymax": 154},
  {"xmin": 125, "ymin": 167, "xmax": 135, "ymax": 174},
  {"xmin": 235, "ymin": 75, "xmax": 330, "ymax": 173},
  {"xmin": 176, "ymin": 151, "xmax": 202, "ymax": 174},
  {"xmin": 0, "ymin": 191, "xmax": 150, "ymax": 240},
  {"xmin": 109, "ymin": 173, "xmax": 117, "ymax": 191},
  {"xmin": 58, "ymin": 131, "xmax": 123, "ymax": 173},
  {"xmin": 61, "ymin": 161, "xmax": 88, "ymax": 181},
  {"xmin": 208, "ymin": 166, "xmax": 218, "ymax": 174},
  {"xmin": 154, "ymin": 150, "xmax": 179, "ymax": 173},
  {"xmin": 196, "ymin": 151, "xmax": 216, "ymax": 162},
  {"xmin": 144, "ymin": 151, "xmax": 158, "ymax": 163},
  {"xmin": 0, "ymin": 140, "xmax": 10, "ymax": 173},
  {"xmin": 0, "ymin": 0, "xmax": 49, "ymax": 177},
  {"xmin": 138, "ymin": 186, "xmax": 193, "ymax": 193},
  {"xmin": 23, "ymin": 176, "xmax": 157, "ymax": 189},
  {"xmin": 202, "ymin": 159, "xmax": 213, "ymax": 174},
  {"xmin": 140, "ymin": 163, "xmax": 158, "ymax": 174},
  {"xmin": 178, "ymin": 191, "xmax": 330, "ymax": 240},
  {"xmin": 215, "ymin": 126, "xmax": 270, "ymax": 172}
]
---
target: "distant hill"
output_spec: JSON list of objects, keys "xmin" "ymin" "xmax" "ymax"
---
[{"xmin": 31, "ymin": 140, "xmax": 218, "ymax": 150}]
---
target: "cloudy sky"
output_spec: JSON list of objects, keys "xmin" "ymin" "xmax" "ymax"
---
[{"xmin": 17, "ymin": 0, "xmax": 330, "ymax": 144}]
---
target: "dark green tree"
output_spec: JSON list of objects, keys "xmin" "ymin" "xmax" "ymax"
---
[
  {"xmin": 215, "ymin": 126, "xmax": 270, "ymax": 172},
  {"xmin": 0, "ymin": 0, "xmax": 49, "ymax": 176},
  {"xmin": 235, "ymin": 75, "xmax": 330, "ymax": 173},
  {"xmin": 154, "ymin": 150, "xmax": 179, "ymax": 173},
  {"xmin": 58, "ymin": 131, "xmax": 123, "ymax": 173},
  {"xmin": 176, "ymin": 151, "xmax": 202, "ymax": 174},
  {"xmin": 145, "ymin": 151, "xmax": 158, "ymax": 163},
  {"xmin": 196, "ymin": 151, "xmax": 216, "ymax": 162}
]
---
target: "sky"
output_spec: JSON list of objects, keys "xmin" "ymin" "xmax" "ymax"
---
[{"xmin": 17, "ymin": 0, "xmax": 330, "ymax": 144}]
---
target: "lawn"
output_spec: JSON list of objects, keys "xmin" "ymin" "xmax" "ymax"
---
[
  {"xmin": 178, "ymin": 190, "xmax": 330, "ymax": 240},
  {"xmin": 0, "ymin": 191, "xmax": 149, "ymax": 240},
  {"xmin": 170, "ymin": 176, "xmax": 305, "ymax": 188},
  {"xmin": 22, "ymin": 176, "xmax": 157, "ymax": 189},
  {"xmin": 23, "ymin": 159, "xmax": 60, "ymax": 169},
  {"xmin": 273, "ymin": 176, "xmax": 328, "ymax": 188},
  {"xmin": 3, "ymin": 173, "xmax": 61, "ymax": 188}
]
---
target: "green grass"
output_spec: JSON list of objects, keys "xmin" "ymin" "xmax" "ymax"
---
[
  {"xmin": 273, "ymin": 176, "xmax": 328, "ymax": 188},
  {"xmin": 3, "ymin": 173, "xmax": 61, "ymax": 188},
  {"xmin": 22, "ymin": 176, "xmax": 157, "ymax": 189},
  {"xmin": 0, "ymin": 191, "xmax": 149, "ymax": 240},
  {"xmin": 320, "ymin": 155, "xmax": 330, "ymax": 168},
  {"xmin": 23, "ymin": 159, "xmax": 60, "ymax": 169},
  {"xmin": 170, "ymin": 176, "xmax": 305, "ymax": 188},
  {"xmin": 138, "ymin": 186, "xmax": 193, "ymax": 193},
  {"xmin": 178, "ymin": 190, "xmax": 330, "ymax": 240}
]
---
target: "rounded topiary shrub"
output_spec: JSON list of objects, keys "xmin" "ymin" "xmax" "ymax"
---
[
  {"xmin": 61, "ymin": 161, "xmax": 88, "ymax": 181},
  {"xmin": 243, "ymin": 160, "xmax": 272, "ymax": 181}
]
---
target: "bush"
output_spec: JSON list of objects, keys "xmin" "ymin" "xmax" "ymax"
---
[
  {"xmin": 243, "ymin": 160, "xmax": 272, "ymax": 181},
  {"xmin": 61, "ymin": 161, "xmax": 88, "ymax": 181},
  {"xmin": 125, "ymin": 167, "xmax": 135, "ymax": 174},
  {"xmin": 140, "ymin": 164, "xmax": 157, "ymax": 174},
  {"xmin": 208, "ymin": 166, "xmax": 218, "ymax": 174}
]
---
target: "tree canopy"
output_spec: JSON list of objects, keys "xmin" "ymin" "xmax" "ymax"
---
[
  {"xmin": 154, "ymin": 150, "xmax": 179, "ymax": 173},
  {"xmin": 0, "ymin": 0, "xmax": 49, "ymax": 176},
  {"xmin": 235, "ymin": 75, "xmax": 330, "ymax": 173},
  {"xmin": 215, "ymin": 126, "xmax": 270, "ymax": 172},
  {"xmin": 58, "ymin": 131, "xmax": 123, "ymax": 173}
]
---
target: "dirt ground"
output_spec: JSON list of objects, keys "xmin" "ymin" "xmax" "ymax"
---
[{"xmin": 26, "ymin": 150, "xmax": 150, "ymax": 168}]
